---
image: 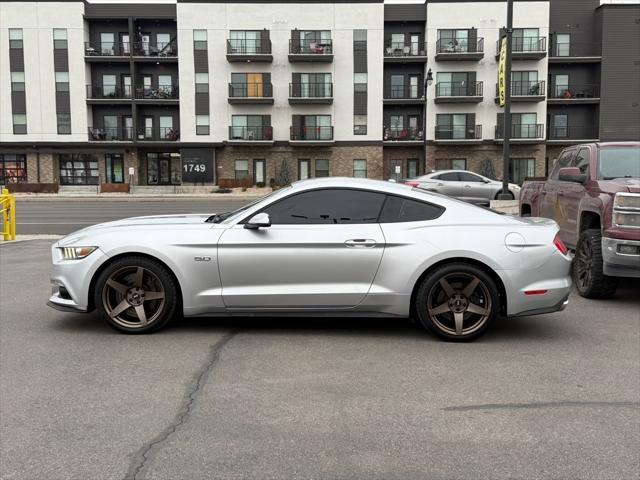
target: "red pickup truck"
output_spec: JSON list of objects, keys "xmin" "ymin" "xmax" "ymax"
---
[{"xmin": 520, "ymin": 142, "xmax": 640, "ymax": 298}]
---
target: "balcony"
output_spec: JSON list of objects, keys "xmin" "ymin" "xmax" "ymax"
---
[
  {"xmin": 137, "ymin": 127, "xmax": 179, "ymax": 142},
  {"xmin": 549, "ymin": 41, "xmax": 602, "ymax": 63},
  {"xmin": 290, "ymin": 125, "xmax": 334, "ymax": 144},
  {"xmin": 434, "ymin": 125, "xmax": 482, "ymax": 145},
  {"xmin": 547, "ymin": 125, "xmax": 599, "ymax": 144},
  {"xmin": 86, "ymin": 85, "xmax": 132, "ymax": 103},
  {"xmin": 132, "ymin": 40, "xmax": 178, "ymax": 61},
  {"xmin": 226, "ymin": 39, "xmax": 273, "ymax": 62},
  {"xmin": 435, "ymin": 38, "xmax": 484, "ymax": 61},
  {"xmin": 383, "ymin": 42, "xmax": 427, "ymax": 63},
  {"xmin": 228, "ymin": 126, "xmax": 274, "ymax": 145},
  {"xmin": 499, "ymin": 37, "xmax": 547, "ymax": 60},
  {"xmin": 547, "ymin": 84, "xmax": 600, "ymax": 104},
  {"xmin": 495, "ymin": 124, "xmax": 544, "ymax": 143},
  {"xmin": 494, "ymin": 81, "xmax": 546, "ymax": 103},
  {"xmin": 383, "ymin": 127, "xmax": 424, "ymax": 145},
  {"xmin": 135, "ymin": 85, "xmax": 179, "ymax": 103},
  {"xmin": 383, "ymin": 84, "xmax": 425, "ymax": 105},
  {"xmin": 289, "ymin": 39, "xmax": 333, "ymax": 62},
  {"xmin": 88, "ymin": 127, "xmax": 133, "ymax": 142},
  {"xmin": 434, "ymin": 81, "xmax": 483, "ymax": 103},
  {"xmin": 84, "ymin": 42, "xmax": 130, "ymax": 61},
  {"xmin": 289, "ymin": 83, "xmax": 333, "ymax": 105},
  {"xmin": 228, "ymin": 83, "xmax": 274, "ymax": 105}
]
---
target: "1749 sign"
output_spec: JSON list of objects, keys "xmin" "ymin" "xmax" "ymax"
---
[{"xmin": 182, "ymin": 156, "xmax": 213, "ymax": 183}]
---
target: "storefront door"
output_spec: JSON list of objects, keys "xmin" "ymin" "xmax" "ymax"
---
[{"xmin": 159, "ymin": 158, "xmax": 170, "ymax": 184}]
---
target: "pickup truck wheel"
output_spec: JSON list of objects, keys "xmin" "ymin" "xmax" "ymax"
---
[{"xmin": 573, "ymin": 229, "xmax": 618, "ymax": 299}]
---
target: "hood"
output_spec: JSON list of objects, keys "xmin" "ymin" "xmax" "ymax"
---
[{"xmin": 602, "ymin": 177, "xmax": 640, "ymax": 194}]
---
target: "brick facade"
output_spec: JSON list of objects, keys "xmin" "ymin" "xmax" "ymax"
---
[{"xmin": 25, "ymin": 153, "xmax": 56, "ymax": 184}]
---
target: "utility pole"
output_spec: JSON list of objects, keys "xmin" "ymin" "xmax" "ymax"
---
[{"xmin": 498, "ymin": 0, "xmax": 514, "ymax": 200}]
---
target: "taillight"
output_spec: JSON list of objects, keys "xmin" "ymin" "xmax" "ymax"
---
[
  {"xmin": 405, "ymin": 181, "xmax": 420, "ymax": 187},
  {"xmin": 553, "ymin": 234, "xmax": 568, "ymax": 255}
]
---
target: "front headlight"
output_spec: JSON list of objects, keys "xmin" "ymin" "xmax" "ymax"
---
[
  {"xmin": 58, "ymin": 246, "xmax": 98, "ymax": 260},
  {"xmin": 614, "ymin": 193, "xmax": 640, "ymax": 211},
  {"xmin": 613, "ymin": 212, "xmax": 640, "ymax": 228}
]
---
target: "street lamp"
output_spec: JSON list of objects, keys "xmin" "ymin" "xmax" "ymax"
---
[{"xmin": 498, "ymin": 0, "xmax": 514, "ymax": 200}]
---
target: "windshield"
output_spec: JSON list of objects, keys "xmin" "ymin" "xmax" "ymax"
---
[
  {"xmin": 205, "ymin": 189, "xmax": 282, "ymax": 224},
  {"xmin": 599, "ymin": 146, "xmax": 640, "ymax": 180}
]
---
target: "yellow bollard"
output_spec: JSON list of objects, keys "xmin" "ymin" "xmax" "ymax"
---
[
  {"xmin": 10, "ymin": 193, "xmax": 16, "ymax": 240},
  {"xmin": 1, "ymin": 188, "xmax": 16, "ymax": 241}
]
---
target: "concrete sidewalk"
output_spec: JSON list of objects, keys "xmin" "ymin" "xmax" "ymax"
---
[{"xmin": 13, "ymin": 193, "xmax": 265, "ymax": 201}]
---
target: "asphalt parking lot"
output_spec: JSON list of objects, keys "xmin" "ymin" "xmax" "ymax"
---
[{"xmin": 1, "ymin": 239, "xmax": 639, "ymax": 480}]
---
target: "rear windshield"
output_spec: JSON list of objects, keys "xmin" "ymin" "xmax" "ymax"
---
[{"xmin": 599, "ymin": 147, "xmax": 640, "ymax": 180}]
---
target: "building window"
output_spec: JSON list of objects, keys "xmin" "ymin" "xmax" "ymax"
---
[
  {"xmin": 354, "ymin": 115, "xmax": 367, "ymax": 135},
  {"xmin": 9, "ymin": 29, "xmax": 23, "ymax": 49},
  {"xmin": 555, "ymin": 33, "xmax": 570, "ymax": 57},
  {"xmin": 436, "ymin": 158, "xmax": 467, "ymax": 171},
  {"xmin": 193, "ymin": 29, "xmax": 207, "ymax": 50},
  {"xmin": 55, "ymin": 72, "xmax": 69, "ymax": 92},
  {"xmin": 59, "ymin": 154, "xmax": 99, "ymax": 185},
  {"xmin": 511, "ymin": 113, "xmax": 538, "ymax": 138},
  {"xmin": 354, "ymin": 73, "xmax": 367, "ymax": 92},
  {"xmin": 354, "ymin": 29, "xmax": 367, "ymax": 50},
  {"xmin": 13, "ymin": 114, "xmax": 27, "ymax": 134},
  {"xmin": 105, "ymin": 154, "xmax": 124, "ymax": 183},
  {"xmin": 551, "ymin": 114, "xmax": 568, "ymax": 139},
  {"xmin": 509, "ymin": 158, "xmax": 536, "ymax": 185},
  {"xmin": 53, "ymin": 29, "xmax": 67, "ymax": 49},
  {"xmin": 438, "ymin": 29, "xmax": 469, "ymax": 52},
  {"xmin": 146, "ymin": 153, "xmax": 181, "ymax": 185},
  {"xmin": 315, "ymin": 159, "xmax": 329, "ymax": 177},
  {"xmin": 196, "ymin": 115, "xmax": 210, "ymax": 135},
  {"xmin": 195, "ymin": 72, "xmax": 209, "ymax": 93},
  {"xmin": 0, "ymin": 154, "xmax": 27, "ymax": 183},
  {"xmin": 513, "ymin": 28, "xmax": 540, "ymax": 52},
  {"xmin": 229, "ymin": 31, "xmax": 262, "ymax": 54},
  {"xmin": 11, "ymin": 72, "xmax": 25, "ymax": 92},
  {"xmin": 511, "ymin": 71, "xmax": 539, "ymax": 96},
  {"xmin": 235, "ymin": 160, "xmax": 249, "ymax": 179},
  {"xmin": 57, "ymin": 113, "xmax": 71, "ymax": 134},
  {"xmin": 231, "ymin": 73, "xmax": 269, "ymax": 97},
  {"xmin": 353, "ymin": 159, "xmax": 367, "ymax": 178},
  {"xmin": 231, "ymin": 115, "xmax": 271, "ymax": 140}
]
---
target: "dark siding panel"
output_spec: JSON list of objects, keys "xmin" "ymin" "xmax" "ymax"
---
[
  {"xmin": 290, "ymin": 29, "xmax": 300, "ymax": 52},
  {"xmin": 195, "ymin": 93, "xmax": 209, "ymax": 115},
  {"xmin": 354, "ymin": 91, "xmax": 367, "ymax": 115},
  {"xmin": 56, "ymin": 92, "xmax": 71, "ymax": 114},
  {"xmin": 384, "ymin": 4, "xmax": 426, "ymax": 22},
  {"xmin": 193, "ymin": 50, "xmax": 208, "ymax": 72},
  {"xmin": 354, "ymin": 50, "xmax": 367, "ymax": 73},
  {"xmin": 53, "ymin": 49, "xmax": 69, "ymax": 72},
  {"xmin": 599, "ymin": 5, "xmax": 640, "ymax": 141},
  {"xmin": 11, "ymin": 92, "xmax": 26, "ymax": 114},
  {"xmin": 9, "ymin": 49, "xmax": 24, "ymax": 71}
]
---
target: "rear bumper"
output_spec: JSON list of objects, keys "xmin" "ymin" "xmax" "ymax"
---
[
  {"xmin": 510, "ymin": 294, "xmax": 569, "ymax": 318},
  {"xmin": 602, "ymin": 237, "xmax": 640, "ymax": 278}
]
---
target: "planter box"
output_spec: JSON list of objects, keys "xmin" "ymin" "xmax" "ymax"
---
[
  {"xmin": 218, "ymin": 178, "xmax": 254, "ymax": 189},
  {"xmin": 100, "ymin": 183, "xmax": 130, "ymax": 193},
  {"xmin": 5, "ymin": 183, "xmax": 58, "ymax": 193}
]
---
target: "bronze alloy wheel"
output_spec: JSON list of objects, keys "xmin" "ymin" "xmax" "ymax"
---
[{"xmin": 101, "ymin": 266, "xmax": 166, "ymax": 329}]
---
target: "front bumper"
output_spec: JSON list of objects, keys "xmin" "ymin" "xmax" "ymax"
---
[{"xmin": 602, "ymin": 237, "xmax": 640, "ymax": 278}]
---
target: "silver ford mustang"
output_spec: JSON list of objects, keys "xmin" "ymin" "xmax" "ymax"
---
[{"xmin": 48, "ymin": 178, "xmax": 572, "ymax": 341}]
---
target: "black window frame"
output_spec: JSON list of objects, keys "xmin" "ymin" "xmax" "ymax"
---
[
  {"xmin": 56, "ymin": 113, "xmax": 71, "ymax": 135},
  {"xmin": 12, "ymin": 114, "xmax": 27, "ymax": 135}
]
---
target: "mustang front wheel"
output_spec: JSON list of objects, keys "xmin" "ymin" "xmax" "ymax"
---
[{"xmin": 94, "ymin": 256, "xmax": 178, "ymax": 333}]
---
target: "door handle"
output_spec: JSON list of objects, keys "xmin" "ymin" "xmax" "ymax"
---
[{"xmin": 345, "ymin": 239, "xmax": 377, "ymax": 248}]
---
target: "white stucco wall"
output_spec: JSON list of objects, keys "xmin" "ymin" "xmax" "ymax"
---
[
  {"xmin": 0, "ymin": 2, "xmax": 87, "ymax": 143},
  {"xmin": 425, "ymin": 1, "xmax": 550, "ymax": 140},
  {"xmin": 177, "ymin": 2, "xmax": 384, "ymax": 143}
]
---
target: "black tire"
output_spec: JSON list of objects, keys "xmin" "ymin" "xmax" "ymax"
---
[
  {"xmin": 573, "ymin": 229, "xmax": 618, "ymax": 299},
  {"xmin": 94, "ymin": 256, "xmax": 179, "ymax": 334},
  {"xmin": 415, "ymin": 263, "xmax": 500, "ymax": 342}
]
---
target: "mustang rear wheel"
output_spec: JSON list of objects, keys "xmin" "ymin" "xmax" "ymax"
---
[
  {"xmin": 94, "ymin": 256, "xmax": 178, "ymax": 333},
  {"xmin": 416, "ymin": 263, "xmax": 500, "ymax": 341}
]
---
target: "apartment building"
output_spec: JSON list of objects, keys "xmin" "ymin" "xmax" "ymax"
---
[{"xmin": 1, "ymin": 0, "xmax": 638, "ymax": 191}]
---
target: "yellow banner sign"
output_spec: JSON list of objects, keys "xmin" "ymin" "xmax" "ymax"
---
[{"xmin": 498, "ymin": 37, "xmax": 507, "ymax": 107}]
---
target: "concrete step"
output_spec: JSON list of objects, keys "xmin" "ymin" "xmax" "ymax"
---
[
  {"xmin": 58, "ymin": 185, "xmax": 100, "ymax": 196},
  {"xmin": 131, "ymin": 185, "xmax": 219, "ymax": 195}
]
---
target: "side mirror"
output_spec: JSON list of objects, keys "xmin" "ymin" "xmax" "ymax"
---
[
  {"xmin": 244, "ymin": 212, "xmax": 271, "ymax": 230},
  {"xmin": 558, "ymin": 167, "xmax": 587, "ymax": 184},
  {"xmin": 483, "ymin": 179, "xmax": 491, "ymax": 183}
]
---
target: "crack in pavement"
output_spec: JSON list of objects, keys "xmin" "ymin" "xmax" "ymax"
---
[
  {"xmin": 443, "ymin": 401, "xmax": 640, "ymax": 412},
  {"xmin": 125, "ymin": 331, "xmax": 238, "ymax": 480}
]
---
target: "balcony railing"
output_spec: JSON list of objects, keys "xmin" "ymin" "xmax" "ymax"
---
[
  {"xmin": 384, "ymin": 42, "xmax": 427, "ymax": 57},
  {"xmin": 548, "ymin": 83, "xmax": 600, "ymax": 99},
  {"xmin": 133, "ymin": 40, "xmax": 177, "ymax": 57},
  {"xmin": 229, "ymin": 126, "xmax": 273, "ymax": 141},
  {"xmin": 289, "ymin": 39, "xmax": 333, "ymax": 55},
  {"xmin": 549, "ymin": 41, "xmax": 601, "ymax": 58},
  {"xmin": 290, "ymin": 125, "xmax": 334, "ymax": 141},
  {"xmin": 435, "ymin": 81, "xmax": 483, "ymax": 97},
  {"xmin": 86, "ymin": 85, "xmax": 132, "ymax": 99},
  {"xmin": 289, "ymin": 83, "xmax": 333, "ymax": 98},
  {"xmin": 383, "ymin": 127, "xmax": 423, "ymax": 142},
  {"xmin": 435, "ymin": 124, "xmax": 482, "ymax": 140},
  {"xmin": 137, "ymin": 127, "xmax": 179, "ymax": 141},
  {"xmin": 85, "ymin": 41, "xmax": 130, "ymax": 56},
  {"xmin": 135, "ymin": 85, "xmax": 179, "ymax": 100},
  {"xmin": 495, "ymin": 124, "xmax": 544, "ymax": 140},
  {"xmin": 88, "ymin": 127, "xmax": 133, "ymax": 141},
  {"xmin": 512, "ymin": 36, "xmax": 546, "ymax": 53},
  {"xmin": 436, "ymin": 38, "xmax": 484, "ymax": 54},
  {"xmin": 495, "ymin": 80, "xmax": 545, "ymax": 97},
  {"xmin": 228, "ymin": 82, "xmax": 273, "ymax": 98},
  {"xmin": 384, "ymin": 84, "xmax": 424, "ymax": 100},
  {"xmin": 226, "ymin": 39, "xmax": 272, "ymax": 55},
  {"xmin": 548, "ymin": 125, "xmax": 599, "ymax": 140}
]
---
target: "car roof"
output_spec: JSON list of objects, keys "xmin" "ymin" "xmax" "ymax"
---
[{"xmin": 291, "ymin": 177, "xmax": 418, "ymax": 195}]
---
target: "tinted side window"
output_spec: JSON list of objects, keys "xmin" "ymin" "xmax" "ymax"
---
[
  {"xmin": 573, "ymin": 148, "xmax": 590, "ymax": 175},
  {"xmin": 549, "ymin": 149, "xmax": 576, "ymax": 180},
  {"xmin": 438, "ymin": 172, "xmax": 460, "ymax": 181},
  {"xmin": 262, "ymin": 189, "xmax": 386, "ymax": 225},
  {"xmin": 458, "ymin": 172, "xmax": 483, "ymax": 182},
  {"xmin": 379, "ymin": 195, "xmax": 444, "ymax": 223}
]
